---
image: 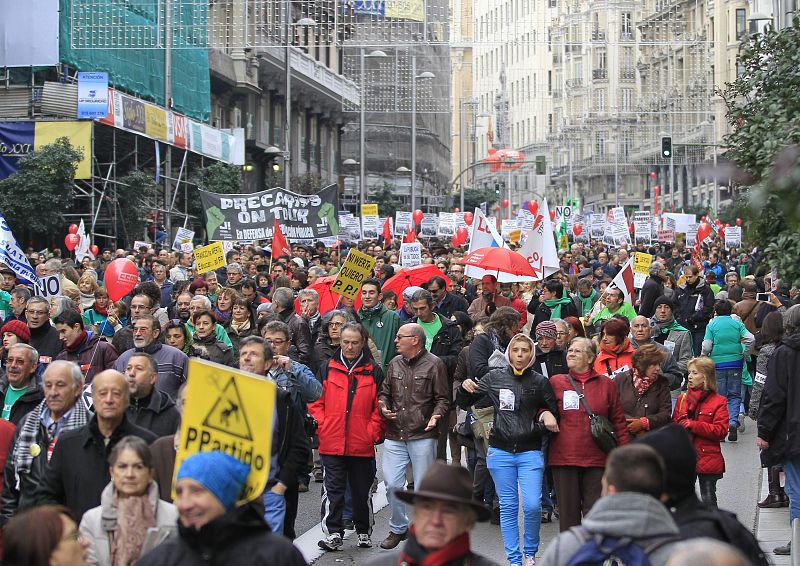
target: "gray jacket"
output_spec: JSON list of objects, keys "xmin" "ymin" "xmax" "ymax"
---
[{"xmin": 540, "ymin": 492, "xmax": 682, "ymax": 566}]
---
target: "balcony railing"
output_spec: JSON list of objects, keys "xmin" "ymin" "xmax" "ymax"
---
[
  {"xmin": 592, "ymin": 68, "xmax": 608, "ymax": 80},
  {"xmin": 620, "ymin": 68, "xmax": 636, "ymax": 80}
]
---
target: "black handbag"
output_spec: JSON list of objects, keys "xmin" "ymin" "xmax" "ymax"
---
[{"xmin": 566, "ymin": 374, "xmax": 617, "ymax": 453}]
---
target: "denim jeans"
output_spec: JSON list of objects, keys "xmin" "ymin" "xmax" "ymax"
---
[
  {"xmin": 382, "ymin": 438, "xmax": 437, "ymax": 534},
  {"xmin": 262, "ymin": 489, "xmax": 286, "ymax": 534},
  {"xmin": 783, "ymin": 456, "xmax": 800, "ymax": 525},
  {"xmin": 487, "ymin": 447, "xmax": 545, "ymax": 565},
  {"xmin": 715, "ymin": 367, "xmax": 742, "ymax": 426}
]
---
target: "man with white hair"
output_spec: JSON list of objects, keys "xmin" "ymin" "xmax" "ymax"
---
[
  {"xmin": 0, "ymin": 360, "xmax": 89, "ymax": 524},
  {"xmin": 298, "ymin": 288, "xmax": 322, "ymax": 345},
  {"xmin": 0, "ymin": 344, "xmax": 44, "ymax": 426},
  {"xmin": 271, "ymin": 287, "xmax": 314, "ymax": 368},
  {"xmin": 226, "ymin": 262, "xmax": 246, "ymax": 291}
]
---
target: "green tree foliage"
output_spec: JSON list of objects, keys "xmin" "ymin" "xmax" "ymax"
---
[
  {"xmin": 115, "ymin": 170, "xmax": 157, "ymax": 243},
  {"xmin": 0, "ymin": 137, "xmax": 81, "ymax": 237},
  {"xmin": 463, "ymin": 185, "xmax": 498, "ymax": 212},
  {"xmin": 369, "ymin": 183, "xmax": 404, "ymax": 220},
  {"xmin": 722, "ymin": 17, "xmax": 800, "ymax": 285},
  {"xmin": 195, "ymin": 162, "xmax": 243, "ymax": 194}
]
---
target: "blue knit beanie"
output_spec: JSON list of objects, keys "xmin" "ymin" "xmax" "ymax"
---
[{"xmin": 176, "ymin": 452, "xmax": 250, "ymax": 510}]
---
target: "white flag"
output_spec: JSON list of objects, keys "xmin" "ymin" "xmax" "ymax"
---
[
  {"xmin": 608, "ymin": 256, "xmax": 636, "ymax": 305},
  {"xmin": 518, "ymin": 198, "xmax": 560, "ymax": 281},
  {"xmin": 75, "ymin": 219, "xmax": 95, "ymax": 262},
  {"xmin": 0, "ymin": 213, "xmax": 38, "ymax": 284}
]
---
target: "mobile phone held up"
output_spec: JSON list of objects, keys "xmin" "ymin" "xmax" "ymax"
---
[{"xmin": 756, "ymin": 292, "xmax": 771, "ymax": 302}]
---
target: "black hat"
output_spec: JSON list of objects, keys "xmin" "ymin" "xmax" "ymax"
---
[
  {"xmin": 394, "ymin": 462, "xmax": 491, "ymax": 521},
  {"xmin": 653, "ymin": 295, "xmax": 676, "ymax": 312},
  {"xmin": 578, "ymin": 267, "xmax": 593, "ymax": 278},
  {"xmin": 635, "ymin": 424, "xmax": 697, "ymax": 498}
]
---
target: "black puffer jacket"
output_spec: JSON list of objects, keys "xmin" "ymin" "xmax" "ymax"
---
[
  {"xmin": 675, "ymin": 278, "xmax": 715, "ymax": 334},
  {"xmin": 138, "ymin": 503, "xmax": 307, "ymax": 566},
  {"xmin": 456, "ymin": 362, "xmax": 558, "ymax": 453},
  {"xmin": 758, "ymin": 332, "xmax": 800, "ymax": 467}
]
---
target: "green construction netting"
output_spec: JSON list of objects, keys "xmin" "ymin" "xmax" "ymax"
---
[{"xmin": 60, "ymin": 0, "xmax": 210, "ymax": 122}]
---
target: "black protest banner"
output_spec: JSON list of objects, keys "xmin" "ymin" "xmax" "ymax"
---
[{"xmin": 199, "ymin": 184, "xmax": 340, "ymax": 242}]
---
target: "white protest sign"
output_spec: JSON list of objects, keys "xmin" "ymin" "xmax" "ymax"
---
[
  {"xmin": 400, "ymin": 242, "xmax": 422, "ymax": 267},
  {"xmin": 437, "ymin": 212, "xmax": 457, "ymax": 236},
  {"xmin": 724, "ymin": 226, "xmax": 742, "ymax": 249},
  {"xmin": 361, "ymin": 216, "xmax": 380, "ymax": 240},
  {"xmin": 395, "ymin": 211, "xmax": 413, "ymax": 235},
  {"xmin": 32, "ymin": 275, "xmax": 61, "ymax": 299},
  {"xmin": 172, "ymin": 227, "xmax": 195, "ymax": 251},
  {"xmin": 633, "ymin": 211, "xmax": 652, "ymax": 246},
  {"xmin": 420, "ymin": 213, "xmax": 438, "ymax": 237},
  {"xmin": 501, "ymin": 219, "xmax": 517, "ymax": 241},
  {"xmin": 340, "ymin": 215, "xmax": 362, "ymax": 242}
]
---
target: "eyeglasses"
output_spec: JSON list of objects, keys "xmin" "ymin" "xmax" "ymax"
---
[
  {"xmin": 328, "ymin": 321, "xmax": 344, "ymax": 328},
  {"xmin": 25, "ymin": 309, "xmax": 48, "ymax": 316},
  {"xmin": 556, "ymin": 332, "xmax": 568, "ymax": 337},
  {"xmin": 264, "ymin": 338, "xmax": 287, "ymax": 345},
  {"xmin": 396, "ymin": 334, "xmax": 415, "ymax": 340}
]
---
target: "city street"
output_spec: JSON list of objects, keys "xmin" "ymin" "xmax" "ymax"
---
[{"xmin": 293, "ymin": 417, "xmax": 763, "ymax": 565}]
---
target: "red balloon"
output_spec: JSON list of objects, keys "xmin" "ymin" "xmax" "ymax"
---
[
  {"xmin": 464, "ymin": 212, "xmax": 474, "ymax": 226},
  {"xmin": 736, "ymin": 218, "xmax": 742, "ymax": 226},
  {"xmin": 451, "ymin": 234, "xmax": 460, "ymax": 247},
  {"xmin": 573, "ymin": 224, "xmax": 583, "ymax": 236},
  {"xmin": 456, "ymin": 226, "xmax": 468, "ymax": 244},
  {"xmin": 529, "ymin": 201, "xmax": 539, "ymax": 216},
  {"xmin": 649, "ymin": 171, "xmax": 657, "ymax": 180},
  {"xmin": 89, "ymin": 244, "xmax": 99, "ymax": 257},
  {"xmin": 549, "ymin": 210, "xmax": 556, "ymax": 221},
  {"xmin": 697, "ymin": 221, "xmax": 712, "ymax": 243},
  {"xmin": 67, "ymin": 224, "xmax": 79, "ymax": 235},
  {"xmin": 502, "ymin": 199, "xmax": 509, "ymax": 209},
  {"xmin": 495, "ymin": 204, "xmax": 501, "ymax": 211},
  {"xmin": 64, "ymin": 234, "xmax": 79, "ymax": 251},
  {"xmin": 412, "ymin": 209, "xmax": 424, "ymax": 225},
  {"xmin": 104, "ymin": 258, "xmax": 140, "ymax": 302}
]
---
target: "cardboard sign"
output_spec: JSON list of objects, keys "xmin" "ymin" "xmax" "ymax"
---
[
  {"xmin": 172, "ymin": 227, "xmax": 195, "ymax": 252},
  {"xmin": 420, "ymin": 214, "xmax": 438, "ymax": 237},
  {"xmin": 132, "ymin": 240, "xmax": 150, "ymax": 252},
  {"xmin": 437, "ymin": 212, "xmax": 456, "ymax": 236},
  {"xmin": 633, "ymin": 251, "xmax": 653, "ymax": 288},
  {"xmin": 361, "ymin": 216, "xmax": 380, "ymax": 240},
  {"xmin": 395, "ymin": 211, "xmax": 413, "ymax": 234},
  {"xmin": 174, "ymin": 359, "xmax": 276, "ymax": 504},
  {"xmin": 331, "ymin": 249, "xmax": 376, "ymax": 299},
  {"xmin": 633, "ymin": 211, "xmax": 652, "ymax": 246},
  {"xmin": 361, "ymin": 203, "xmax": 378, "ymax": 217},
  {"xmin": 400, "ymin": 242, "xmax": 422, "ymax": 267},
  {"xmin": 193, "ymin": 242, "xmax": 225, "ymax": 274},
  {"xmin": 31, "ymin": 275, "xmax": 61, "ymax": 299},
  {"xmin": 657, "ymin": 229, "xmax": 675, "ymax": 243}
]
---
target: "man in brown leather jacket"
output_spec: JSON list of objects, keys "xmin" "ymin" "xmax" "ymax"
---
[{"xmin": 377, "ymin": 323, "xmax": 449, "ymax": 550}]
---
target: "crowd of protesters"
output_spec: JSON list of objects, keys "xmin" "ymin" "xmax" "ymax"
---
[{"xmin": 0, "ymin": 232, "xmax": 793, "ymax": 565}]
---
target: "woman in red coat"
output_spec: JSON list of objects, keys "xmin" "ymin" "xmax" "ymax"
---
[
  {"xmin": 549, "ymin": 337, "xmax": 631, "ymax": 532},
  {"xmin": 593, "ymin": 317, "xmax": 635, "ymax": 378},
  {"xmin": 672, "ymin": 356, "xmax": 729, "ymax": 507}
]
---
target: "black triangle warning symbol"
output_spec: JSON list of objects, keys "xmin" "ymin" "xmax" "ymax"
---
[{"xmin": 202, "ymin": 377, "xmax": 254, "ymax": 441}]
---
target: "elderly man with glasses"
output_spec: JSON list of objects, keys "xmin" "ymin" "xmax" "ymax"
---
[{"xmin": 26, "ymin": 296, "xmax": 64, "ymax": 362}]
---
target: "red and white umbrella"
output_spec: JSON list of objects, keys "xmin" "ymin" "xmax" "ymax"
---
[{"xmin": 460, "ymin": 247, "xmax": 538, "ymax": 279}]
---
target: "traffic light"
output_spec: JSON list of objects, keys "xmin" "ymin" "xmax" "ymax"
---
[
  {"xmin": 661, "ymin": 136, "xmax": 672, "ymax": 159},
  {"xmin": 495, "ymin": 182, "xmax": 501, "ymax": 196},
  {"xmin": 535, "ymin": 155, "xmax": 546, "ymax": 175}
]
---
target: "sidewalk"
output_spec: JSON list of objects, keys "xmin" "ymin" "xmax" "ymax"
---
[{"xmin": 756, "ymin": 469, "xmax": 792, "ymax": 565}]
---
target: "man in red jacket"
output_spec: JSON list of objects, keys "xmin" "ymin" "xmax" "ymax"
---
[{"xmin": 309, "ymin": 322, "xmax": 385, "ymax": 552}]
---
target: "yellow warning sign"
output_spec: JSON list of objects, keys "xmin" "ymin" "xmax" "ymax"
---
[{"xmin": 174, "ymin": 358, "xmax": 276, "ymax": 503}]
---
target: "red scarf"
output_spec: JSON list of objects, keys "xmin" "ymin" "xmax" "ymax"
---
[
  {"xmin": 685, "ymin": 385, "xmax": 711, "ymax": 419},
  {"xmin": 93, "ymin": 303, "xmax": 108, "ymax": 316},
  {"xmin": 632, "ymin": 369, "xmax": 655, "ymax": 396},
  {"xmin": 65, "ymin": 330, "xmax": 88, "ymax": 354},
  {"xmin": 569, "ymin": 368, "xmax": 594, "ymax": 383},
  {"xmin": 398, "ymin": 527, "xmax": 472, "ymax": 566}
]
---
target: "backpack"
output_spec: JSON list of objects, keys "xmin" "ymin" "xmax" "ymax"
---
[{"xmin": 564, "ymin": 526, "xmax": 677, "ymax": 566}]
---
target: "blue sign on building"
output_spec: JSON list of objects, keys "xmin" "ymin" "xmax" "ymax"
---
[
  {"xmin": 352, "ymin": 0, "xmax": 385, "ymax": 17},
  {"xmin": 77, "ymin": 72, "xmax": 109, "ymax": 119}
]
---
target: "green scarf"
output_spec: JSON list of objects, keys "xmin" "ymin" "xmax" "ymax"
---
[
  {"xmin": 578, "ymin": 289, "xmax": 597, "ymax": 316},
  {"xmin": 655, "ymin": 317, "xmax": 688, "ymax": 334},
  {"xmin": 544, "ymin": 296, "xmax": 573, "ymax": 319}
]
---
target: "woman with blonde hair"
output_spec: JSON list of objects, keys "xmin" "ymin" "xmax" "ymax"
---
[
  {"xmin": 672, "ymin": 356, "xmax": 729, "ymax": 507},
  {"xmin": 78, "ymin": 274, "xmax": 100, "ymax": 310}
]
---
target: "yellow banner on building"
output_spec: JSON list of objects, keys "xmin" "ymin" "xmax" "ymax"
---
[
  {"xmin": 386, "ymin": 0, "xmax": 424, "ymax": 21},
  {"xmin": 332, "ymin": 249, "xmax": 376, "ymax": 299},
  {"xmin": 174, "ymin": 359, "xmax": 276, "ymax": 504},
  {"xmin": 144, "ymin": 105, "xmax": 167, "ymax": 141},
  {"xmin": 194, "ymin": 241, "xmax": 225, "ymax": 274},
  {"xmin": 34, "ymin": 121, "xmax": 92, "ymax": 179}
]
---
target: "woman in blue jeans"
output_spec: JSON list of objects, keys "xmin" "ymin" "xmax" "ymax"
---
[
  {"xmin": 458, "ymin": 333, "xmax": 559, "ymax": 566},
  {"xmin": 702, "ymin": 300, "xmax": 754, "ymax": 441}
]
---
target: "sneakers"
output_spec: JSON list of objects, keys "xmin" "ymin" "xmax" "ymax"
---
[
  {"xmin": 727, "ymin": 425, "xmax": 738, "ymax": 442},
  {"xmin": 523, "ymin": 556, "xmax": 536, "ymax": 566},
  {"xmin": 357, "ymin": 533, "xmax": 372, "ymax": 548},
  {"xmin": 318, "ymin": 533, "xmax": 343, "ymax": 551},
  {"xmin": 313, "ymin": 469, "xmax": 324, "ymax": 483},
  {"xmin": 738, "ymin": 415, "xmax": 746, "ymax": 432},
  {"xmin": 380, "ymin": 531, "xmax": 408, "ymax": 549},
  {"xmin": 774, "ymin": 541, "xmax": 791, "ymax": 555}
]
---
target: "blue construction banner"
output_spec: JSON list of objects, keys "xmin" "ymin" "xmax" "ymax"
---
[
  {"xmin": 77, "ymin": 71, "xmax": 109, "ymax": 119},
  {"xmin": 352, "ymin": 0, "xmax": 385, "ymax": 17},
  {"xmin": 0, "ymin": 121, "xmax": 92, "ymax": 180},
  {"xmin": 0, "ymin": 122, "xmax": 35, "ymax": 180}
]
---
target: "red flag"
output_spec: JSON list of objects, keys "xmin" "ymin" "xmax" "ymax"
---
[
  {"xmin": 608, "ymin": 257, "xmax": 635, "ymax": 305},
  {"xmin": 271, "ymin": 219, "xmax": 291, "ymax": 259},
  {"xmin": 403, "ymin": 226, "xmax": 417, "ymax": 243},
  {"xmin": 382, "ymin": 217, "xmax": 392, "ymax": 249}
]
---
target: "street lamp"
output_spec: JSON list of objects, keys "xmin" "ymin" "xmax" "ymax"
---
[
  {"xmin": 283, "ymin": 1, "xmax": 316, "ymax": 192},
  {"xmin": 410, "ymin": 55, "xmax": 435, "ymax": 212},
  {"xmin": 359, "ymin": 49, "xmax": 388, "ymax": 211}
]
